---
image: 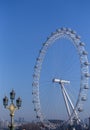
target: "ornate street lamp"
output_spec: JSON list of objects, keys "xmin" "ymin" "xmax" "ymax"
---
[{"xmin": 3, "ymin": 90, "xmax": 22, "ymax": 130}]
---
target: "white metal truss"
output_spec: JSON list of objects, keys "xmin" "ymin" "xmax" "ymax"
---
[
  {"xmin": 53, "ymin": 78, "xmax": 80, "ymax": 124},
  {"xmin": 32, "ymin": 27, "xmax": 90, "ymax": 129}
]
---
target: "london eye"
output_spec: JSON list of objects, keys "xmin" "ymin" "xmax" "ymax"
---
[{"xmin": 32, "ymin": 27, "xmax": 90, "ymax": 129}]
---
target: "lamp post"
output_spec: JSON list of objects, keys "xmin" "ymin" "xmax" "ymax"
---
[{"xmin": 3, "ymin": 90, "xmax": 22, "ymax": 130}]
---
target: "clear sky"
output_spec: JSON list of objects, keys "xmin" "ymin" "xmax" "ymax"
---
[{"xmin": 0, "ymin": 0, "xmax": 90, "ymax": 122}]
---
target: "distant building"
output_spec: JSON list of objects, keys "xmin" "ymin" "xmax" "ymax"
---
[
  {"xmin": 18, "ymin": 117, "xmax": 25, "ymax": 123},
  {"xmin": 0, "ymin": 119, "xmax": 8, "ymax": 129}
]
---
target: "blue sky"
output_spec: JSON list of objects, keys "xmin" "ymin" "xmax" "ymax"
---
[{"xmin": 0, "ymin": 0, "xmax": 90, "ymax": 121}]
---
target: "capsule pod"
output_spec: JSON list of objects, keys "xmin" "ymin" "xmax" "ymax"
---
[
  {"xmin": 84, "ymin": 85, "xmax": 89, "ymax": 89},
  {"xmin": 37, "ymin": 57, "xmax": 41, "ymax": 61},
  {"xmin": 39, "ymin": 49, "xmax": 45, "ymax": 54},
  {"xmin": 78, "ymin": 107, "xmax": 83, "ymax": 112},
  {"xmin": 85, "ymin": 73, "xmax": 90, "ymax": 77},
  {"xmin": 34, "ymin": 108, "xmax": 40, "ymax": 112},
  {"xmin": 33, "ymin": 74, "xmax": 39, "ymax": 78},
  {"xmin": 34, "ymin": 65, "xmax": 38, "ymax": 69},
  {"xmin": 67, "ymin": 28, "xmax": 72, "ymax": 32},
  {"xmin": 36, "ymin": 115, "xmax": 40, "ymax": 118},
  {"xmin": 61, "ymin": 27, "xmax": 67, "ymax": 31},
  {"xmin": 32, "ymin": 82, "xmax": 38, "ymax": 87},
  {"xmin": 71, "ymin": 30, "xmax": 76, "ymax": 34},
  {"xmin": 82, "ymin": 51, "xmax": 88, "ymax": 55},
  {"xmin": 84, "ymin": 62, "xmax": 90, "ymax": 66},
  {"xmin": 34, "ymin": 108, "xmax": 37, "ymax": 111},
  {"xmin": 56, "ymin": 29, "xmax": 61, "ymax": 33},
  {"xmin": 47, "ymin": 37, "xmax": 50, "ymax": 40},
  {"xmin": 32, "ymin": 100, "xmax": 38, "ymax": 103},
  {"xmin": 76, "ymin": 35, "xmax": 81, "ymax": 39},
  {"xmin": 32, "ymin": 91, "xmax": 37, "ymax": 95},
  {"xmin": 51, "ymin": 32, "xmax": 57, "ymax": 35},
  {"xmin": 81, "ymin": 95, "xmax": 87, "ymax": 101},
  {"xmin": 79, "ymin": 42, "xmax": 85, "ymax": 46}
]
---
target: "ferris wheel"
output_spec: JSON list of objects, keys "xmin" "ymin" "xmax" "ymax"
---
[{"xmin": 32, "ymin": 27, "xmax": 90, "ymax": 129}]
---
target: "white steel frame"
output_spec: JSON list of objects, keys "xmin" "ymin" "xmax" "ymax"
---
[
  {"xmin": 32, "ymin": 27, "xmax": 90, "ymax": 129},
  {"xmin": 53, "ymin": 78, "xmax": 80, "ymax": 125}
]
